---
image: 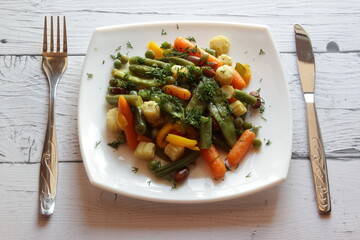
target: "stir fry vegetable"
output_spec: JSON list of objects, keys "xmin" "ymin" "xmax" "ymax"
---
[{"xmin": 105, "ymin": 35, "xmax": 264, "ymax": 187}]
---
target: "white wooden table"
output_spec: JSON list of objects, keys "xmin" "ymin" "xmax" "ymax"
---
[{"xmin": 1, "ymin": 0, "xmax": 359, "ymax": 239}]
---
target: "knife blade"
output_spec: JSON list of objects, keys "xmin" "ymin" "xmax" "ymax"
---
[{"xmin": 294, "ymin": 24, "xmax": 331, "ymax": 214}]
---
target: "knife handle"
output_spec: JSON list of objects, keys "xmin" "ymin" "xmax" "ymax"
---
[{"xmin": 305, "ymin": 96, "xmax": 331, "ymax": 214}]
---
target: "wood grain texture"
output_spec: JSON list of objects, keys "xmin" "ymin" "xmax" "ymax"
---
[
  {"xmin": 0, "ymin": 160, "xmax": 359, "ymax": 239},
  {"xmin": 1, "ymin": 0, "xmax": 360, "ymax": 239},
  {"xmin": 0, "ymin": 0, "xmax": 359, "ymax": 54}
]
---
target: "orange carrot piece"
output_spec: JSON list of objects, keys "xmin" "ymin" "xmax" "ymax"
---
[
  {"xmin": 173, "ymin": 37, "xmax": 223, "ymax": 69},
  {"xmin": 228, "ymin": 97, "xmax": 238, "ymax": 104},
  {"xmin": 137, "ymin": 135, "xmax": 154, "ymax": 143},
  {"xmin": 231, "ymin": 68, "xmax": 246, "ymax": 90},
  {"xmin": 118, "ymin": 96, "xmax": 138, "ymax": 150},
  {"xmin": 227, "ymin": 129, "xmax": 256, "ymax": 167},
  {"xmin": 200, "ymin": 144, "xmax": 226, "ymax": 179},
  {"xmin": 162, "ymin": 85, "xmax": 191, "ymax": 101}
]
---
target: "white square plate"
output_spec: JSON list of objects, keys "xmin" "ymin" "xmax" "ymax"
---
[{"xmin": 78, "ymin": 22, "xmax": 292, "ymax": 203}]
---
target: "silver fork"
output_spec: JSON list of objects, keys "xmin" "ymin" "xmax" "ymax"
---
[{"xmin": 39, "ymin": 16, "xmax": 68, "ymax": 215}]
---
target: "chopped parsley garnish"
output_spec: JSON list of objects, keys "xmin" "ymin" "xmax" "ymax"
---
[
  {"xmin": 126, "ymin": 41, "xmax": 133, "ymax": 49},
  {"xmin": 166, "ymin": 175, "xmax": 177, "ymax": 189},
  {"xmin": 110, "ymin": 52, "xmax": 123, "ymax": 60},
  {"xmin": 95, "ymin": 141, "xmax": 101, "ymax": 148},
  {"xmin": 102, "ymin": 60, "xmax": 105, "ymax": 64},
  {"xmin": 87, "ymin": 73, "xmax": 93, "ymax": 79},
  {"xmin": 259, "ymin": 49, "xmax": 266, "ymax": 55},
  {"xmin": 198, "ymin": 80, "xmax": 217, "ymax": 102},
  {"xmin": 107, "ymin": 134, "xmax": 126, "ymax": 150},
  {"xmin": 115, "ymin": 46, "xmax": 122, "ymax": 51},
  {"xmin": 186, "ymin": 36, "xmax": 196, "ymax": 42},
  {"xmin": 246, "ymin": 172, "xmax": 252, "ymax": 178},
  {"xmin": 147, "ymin": 181, "xmax": 151, "ymax": 186},
  {"xmin": 265, "ymin": 139, "xmax": 272, "ymax": 146},
  {"xmin": 161, "ymin": 29, "xmax": 167, "ymax": 35},
  {"xmin": 259, "ymin": 98, "xmax": 265, "ymax": 113},
  {"xmin": 185, "ymin": 109, "xmax": 202, "ymax": 128},
  {"xmin": 132, "ymin": 167, "xmax": 139, "ymax": 173},
  {"xmin": 176, "ymin": 24, "xmax": 179, "ymax": 29}
]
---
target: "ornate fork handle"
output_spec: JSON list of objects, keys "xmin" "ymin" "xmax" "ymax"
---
[{"xmin": 39, "ymin": 84, "xmax": 58, "ymax": 215}]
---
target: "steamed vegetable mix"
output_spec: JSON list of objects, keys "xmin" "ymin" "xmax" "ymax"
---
[{"xmin": 105, "ymin": 34, "xmax": 265, "ymax": 187}]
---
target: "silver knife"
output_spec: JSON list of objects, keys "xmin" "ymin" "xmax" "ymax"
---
[{"xmin": 294, "ymin": 24, "xmax": 331, "ymax": 214}]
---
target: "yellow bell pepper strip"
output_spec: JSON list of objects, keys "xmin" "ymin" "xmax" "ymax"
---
[
  {"xmin": 156, "ymin": 122, "xmax": 182, "ymax": 148},
  {"xmin": 165, "ymin": 134, "xmax": 198, "ymax": 149},
  {"xmin": 148, "ymin": 41, "xmax": 163, "ymax": 59}
]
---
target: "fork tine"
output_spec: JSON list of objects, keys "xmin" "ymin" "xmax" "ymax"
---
[
  {"xmin": 63, "ymin": 16, "xmax": 67, "ymax": 53},
  {"xmin": 56, "ymin": 16, "xmax": 60, "ymax": 52},
  {"xmin": 50, "ymin": 16, "xmax": 54, "ymax": 52},
  {"xmin": 43, "ymin": 16, "xmax": 47, "ymax": 52}
]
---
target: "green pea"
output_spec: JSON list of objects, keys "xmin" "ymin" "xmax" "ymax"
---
[
  {"xmin": 145, "ymin": 50, "xmax": 156, "ymax": 59},
  {"xmin": 109, "ymin": 78, "xmax": 118, "ymax": 87},
  {"xmin": 166, "ymin": 76, "xmax": 176, "ymax": 84},
  {"xmin": 150, "ymin": 95, "xmax": 161, "ymax": 103},
  {"xmin": 148, "ymin": 160, "xmax": 160, "ymax": 170},
  {"xmin": 114, "ymin": 59, "xmax": 122, "ymax": 69},
  {"xmin": 242, "ymin": 121, "xmax": 253, "ymax": 130},
  {"xmin": 120, "ymin": 55, "xmax": 129, "ymax": 64},
  {"xmin": 253, "ymin": 139, "xmax": 262, "ymax": 148},
  {"xmin": 160, "ymin": 41, "xmax": 171, "ymax": 49},
  {"xmin": 233, "ymin": 117, "xmax": 244, "ymax": 129}
]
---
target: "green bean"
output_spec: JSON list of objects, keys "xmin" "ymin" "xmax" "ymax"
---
[
  {"xmin": 131, "ymin": 106, "xmax": 147, "ymax": 135},
  {"xmin": 128, "ymin": 65, "xmax": 172, "ymax": 83},
  {"xmin": 113, "ymin": 70, "xmax": 161, "ymax": 87},
  {"xmin": 204, "ymin": 48, "xmax": 217, "ymax": 57},
  {"xmin": 105, "ymin": 94, "xmax": 143, "ymax": 107},
  {"xmin": 199, "ymin": 116, "xmax": 212, "ymax": 149},
  {"xmin": 155, "ymin": 146, "xmax": 172, "ymax": 163},
  {"xmin": 157, "ymin": 57, "xmax": 195, "ymax": 66},
  {"xmin": 212, "ymin": 134, "xmax": 231, "ymax": 152},
  {"xmin": 208, "ymin": 102, "xmax": 237, "ymax": 147},
  {"xmin": 152, "ymin": 151, "xmax": 200, "ymax": 178},
  {"xmin": 129, "ymin": 56, "xmax": 167, "ymax": 68},
  {"xmin": 233, "ymin": 89, "xmax": 258, "ymax": 106}
]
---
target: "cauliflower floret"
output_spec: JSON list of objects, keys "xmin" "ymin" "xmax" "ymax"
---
[
  {"xmin": 171, "ymin": 65, "xmax": 189, "ymax": 79},
  {"xmin": 134, "ymin": 142, "xmax": 155, "ymax": 161},
  {"xmin": 220, "ymin": 85, "xmax": 234, "ymax": 99},
  {"xmin": 106, "ymin": 108, "xmax": 121, "ymax": 132},
  {"xmin": 215, "ymin": 65, "xmax": 233, "ymax": 86},
  {"xmin": 209, "ymin": 35, "xmax": 230, "ymax": 56},
  {"xmin": 218, "ymin": 54, "xmax": 232, "ymax": 66},
  {"xmin": 164, "ymin": 143, "xmax": 185, "ymax": 161},
  {"xmin": 142, "ymin": 101, "xmax": 161, "ymax": 125}
]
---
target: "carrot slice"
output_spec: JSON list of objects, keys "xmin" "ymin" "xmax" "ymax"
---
[
  {"xmin": 118, "ymin": 96, "xmax": 138, "ymax": 150},
  {"xmin": 200, "ymin": 144, "xmax": 226, "ymax": 179},
  {"xmin": 173, "ymin": 37, "xmax": 223, "ymax": 69},
  {"xmin": 162, "ymin": 85, "xmax": 191, "ymax": 101},
  {"xmin": 227, "ymin": 129, "xmax": 256, "ymax": 167},
  {"xmin": 231, "ymin": 67, "xmax": 246, "ymax": 90}
]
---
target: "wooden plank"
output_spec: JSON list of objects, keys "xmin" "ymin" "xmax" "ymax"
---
[
  {"xmin": 1, "ymin": 53, "xmax": 359, "ymax": 163},
  {"xmin": 0, "ymin": 0, "xmax": 359, "ymax": 54},
  {"xmin": 0, "ymin": 159, "xmax": 359, "ymax": 239}
]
